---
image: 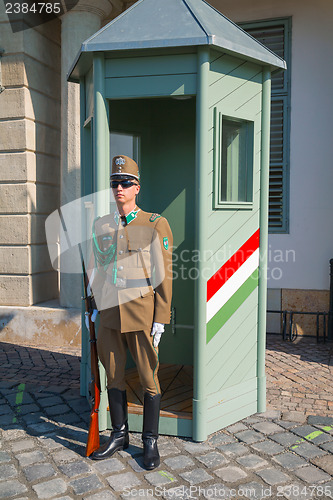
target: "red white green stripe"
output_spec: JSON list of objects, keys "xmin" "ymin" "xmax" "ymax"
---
[{"xmin": 206, "ymin": 230, "xmax": 260, "ymax": 343}]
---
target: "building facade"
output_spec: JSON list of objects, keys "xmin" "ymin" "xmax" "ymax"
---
[{"xmin": 0, "ymin": 0, "xmax": 332, "ymax": 342}]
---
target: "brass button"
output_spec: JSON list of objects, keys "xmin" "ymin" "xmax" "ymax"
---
[
  {"xmin": 119, "ymin": 250, "xmax": 123, "ymax": 255},
  {"xmin": 118, "ymin": 266, "xmax": 124, "ymax": 271},
  {"xmin": 119, "ymin": 235, "xmax": 124, "ymax": 239}
]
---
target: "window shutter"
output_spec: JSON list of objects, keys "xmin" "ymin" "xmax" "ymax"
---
[{"xmin": 241, "ymin": 20, "xmax": 291, "ymax": 233}]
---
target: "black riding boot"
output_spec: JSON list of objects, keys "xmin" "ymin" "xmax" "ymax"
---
[
  {"xmin": 91, "ymin": 388, "xmax": 129, "ymax": 460},
  {"xmin": 142, "ymin": 392, "xmax": 161, "ymax": 470}
]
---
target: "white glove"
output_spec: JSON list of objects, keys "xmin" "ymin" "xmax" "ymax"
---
[
  {"xmin": 151, "ymin": 322, "xmax": 165, "ymax": 347},
  {"xmin": 85, "ymin": 309, "xmax": 98, "ymax": 330}
]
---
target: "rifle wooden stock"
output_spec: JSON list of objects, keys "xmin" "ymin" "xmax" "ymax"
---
[{"xmin": 80, "ymin": 252, "xmax": 101, "ymax": 457}]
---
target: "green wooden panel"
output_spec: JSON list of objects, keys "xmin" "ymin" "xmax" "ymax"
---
[
  {"xmin": 207, "ymin": 377, "xmax": 257, "ymax": 409},
  {"xmin": 85, "ymin": 66, "xmax": 93, "ymax": 119},
  {"xmin": 206, "ymin": 297, "xmax": 258, "ymax": 367},
  {"xmin": 105, "ymin": 74, "xmax": 196, "ymax": 99},
  {"xmin": 206, "ymin": 378, "xmax": 257, "ymax": 434},
  {"xmin": 209, "ymin": 53, "xmax": 247, "ymax": 86},
  {"xmin": 105, "ymin": 53, "xmax": 197, "ymax": 78},
  {"xmin": 128, "ymin": 414, "xmax": 192, "ymax": 438},
  {"xmin": 221, "ymin": 341, "xmax": 257, "ymax": 389},
  {"xmin": 208, "ymin": 323, "xmax": 257, "ymax": 393},
  {"xmin": 208, "ymin": 399, "xmax": 258, "ymax": 435}
]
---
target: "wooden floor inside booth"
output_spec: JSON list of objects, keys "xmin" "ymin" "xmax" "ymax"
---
[{"xmin": 125, "ymin": 364, "xmax": 193, "ymax": 420}]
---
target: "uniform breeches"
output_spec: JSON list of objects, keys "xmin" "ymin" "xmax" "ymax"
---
[{"xmin": 97, "ymin": 325, "xmax": 160, "ymax": 396}]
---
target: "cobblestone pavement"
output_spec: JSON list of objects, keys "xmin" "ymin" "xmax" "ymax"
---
[{"xmin": 0, "ymin": 336, "xmax": 332, "ymax": 499}]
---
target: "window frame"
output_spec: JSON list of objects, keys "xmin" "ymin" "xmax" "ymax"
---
[{"xmin": 240, "ymin": 17, "xmax": 292, "ymax": 233}]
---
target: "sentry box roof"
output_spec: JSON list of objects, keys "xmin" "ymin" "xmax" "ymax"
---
[{"xmin": 68, "ymin": 0, "xmax": 286, "ymax": 82}]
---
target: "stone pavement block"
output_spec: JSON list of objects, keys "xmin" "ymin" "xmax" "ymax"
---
[
  {"xmin": 290, "ymin": 441, "xmax": 327, "ymax": 459},
  {"xmin": 163, "ymin": 455, "xmax": 195, "ymax": 470},
  {"xmin": 270, "ymin": 432, "xmax": 300, "ymax": 447},
  {"xmin": 37, "ymin": 396, "xmax": 63, "ymax": 407},
  {"xmin": 59, "ymin": 460, "xmax": 91, "ymax": 477},
  {"xmin": 118, "ymin": 443, "xmax": 143, "ymax": 458},
  {"xmin": 308, "ymin": 415, "xmax": 333, "ymax": 427},
  {"xmin": 21, "ymin": 412, "xmax": 44, "ymax": 425},
  {"xmin": 52, "ymin": 448, "xmax": 78, "ymax": 464},
  {"xmin": 238, "ymin": 481, "xmax": 273, "ymax": 500},
  {"xmin": 257, "ymin": 410, "xmax": 282, "ymax": 420},
  {"xmin": 321, "ymin": 441, "xmax": 333, "ymax": 453},
  {"xmin": 145, "ymin": 470, "xmax": 177, "ymax": 486},
  {"xmin": 158, "ymin": 443, "xmax": 181, "ymax": 457},
  {"xmin": 217, "ymin": 442, "xmax": 248, "ymax": 457},
  {"xmin": 236, "ymin": 454, "xmax": 268, "ymax": 469},
  {"xmin": 281, "ymin": 411, "xmax": 307, "ymax": 423},
  {"xmin": 294, "ymin": 465, "xmax": 331, "ymax": 484},
  {"xmin": 195, "ymin": 451, "xmax": 228, "ymax": 468},
  {"xmin": 0, "ymin": 404, "xmax": 15, "ymax": 415},
  {"xmin": 252, "ymin": 422, "xmax": 284, "ymax": 435},
  {"xmin": 275, "ymin": 420, "xmax": 297, "ymax": 430},
  {"xmin": 23, "ymin": 462, "xmax": 56, "ymax": 482},
  {"xmin": 128, "ymin": 456, "xmax": 146, "ymax": 473},
  {"xmin": 6, "ymin": 392, "xmax": 34, "ymax": 406},
  {"xmin": 32, "ymin": 478, "xmax": 68, "ymax": 499},
  {"xmin": 27, "ymin": 422, "xmax": 58, "ymax": 435},
  {"xmin": 208, "ymin": 433, "xmax": 236, "ymax": 446},
  {"xmin": 235, "ymin": 430, "xmax": 265, "ymax": 444},
  {"xmin": 69, "ymin": 474, "xmax": 104, "ymax": 495},
  {"xmin": 107, "ymin": 471, "xmax": 141, "ymax": 491},
  {"xmin": 251, "ymin": 440, "xmax": 284, "ymax": 456},
  {"xmin": 272, "ymin": 452, "xmax": 307, "ymax": 470},
  {"xmin": 38, "ymin": 434, "xmax": 64, "ymax": 450},
  {"xmin": 292, "ymin": 425, "xmax": 333, "ymax": 444},
  {"xmin": 255, "ymin": 468, "xmax": 290, "ymax": 485},
  {"xmin": 0, "ymin": 451, "xmax": 11, "ymax": 463},
  {"xmin": 85, "ymin": 491, "xmax": 117, "ymax": 500},
  {"xmin": 214, "ymin": 466, "xmax": 248, "ymax": 483},
  {"xmin": 182, "ymin": 441, "xmax": 211, "ymax": 454},
  {"xmin": 44, "ymin": 404, "xmax": 71, "ymax": 416},
  {"xmin": 0, "ymin": 463, "xmax": 18, "ymax": 480},
  {"xmin": 10, "ymin": 438, "xmax": 35, "ymax": 452},
  {"xmin": 225, "ymin": 423, "xmax": 248, "ymax": 433},
  {"xmin": 179, "ymin": 468, "xmax": 213, "ymax": 485},
  {"xmin": 16, "ymin": 449, "xmax": 46, "ymax": 466},
  {"xmin": 312, "ymin": 454, "xmax": 333, "ymax": 475},
  {"xmin": 0, "ymin": 479, "xmax": 27, "ymax": 499},
  {"xmin": 0, "ymin": 413, "xmax": 16, "ymax": 426},
  {"xmin": 15, "ymin": 403, "xmax": 40, "ymax": 415},
  {"xmin": 92, "ymin": 457, "xmax": 125, "ymax": 475}
]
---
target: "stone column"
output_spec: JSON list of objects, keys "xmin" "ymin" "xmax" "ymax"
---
[{"xmin": 60, "ymin": 0, "xmax": 113, "ymax": 307}]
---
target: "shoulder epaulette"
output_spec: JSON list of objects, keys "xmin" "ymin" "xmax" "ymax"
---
[{"xmin": 149, "ymin": 213, "xmax": 161, "ymax": 222}]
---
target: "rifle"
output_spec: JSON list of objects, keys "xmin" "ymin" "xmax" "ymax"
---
[{"xmin": 79, "ymin": 246, "xmax": 101, "ymax": 457}]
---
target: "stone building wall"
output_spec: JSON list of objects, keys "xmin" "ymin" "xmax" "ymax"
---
[{"xmin": 0, "ymin": 9, "xmax": 61, "ymax": 306}]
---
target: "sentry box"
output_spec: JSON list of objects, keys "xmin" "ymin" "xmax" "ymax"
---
[{"xmin": 68, "ymin": 0, "xmax": 286, "ymax": 441}]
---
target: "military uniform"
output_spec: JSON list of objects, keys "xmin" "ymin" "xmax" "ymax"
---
[
  {"xmin": 92, "ymin": 208, "xmax": 173, "ymax": 395},
  {"xmin": 89, "ymin": 155, "xmax": 173, "ymax": 469}
]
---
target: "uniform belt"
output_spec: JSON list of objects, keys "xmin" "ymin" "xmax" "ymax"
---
[{"xmin": 113, "ymin": 277, "xmax": 152, "ymax": 288}]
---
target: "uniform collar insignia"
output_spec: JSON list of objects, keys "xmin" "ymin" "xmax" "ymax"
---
[{"xmin": 114, "ymin": 208, "xmax": 140, "ymax": 226}]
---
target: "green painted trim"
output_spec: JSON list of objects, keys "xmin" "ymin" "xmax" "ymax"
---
[
  {"xmin": 105, "ymin": 53, "xmax": 197, "ymax": 78},
  {"xmin": 80, "ymin": 76, "xmax": 88, "ymax": 398},
  {"xmin": 105, "ymin": 74, "xmax": 196, "ymax": 99},
  {"xmin": 257, "ymin": 68, "xmax": 271, "ymax": 413},
  {"xmin": 127, "ymin": 413, "xmax": 192, "ymax": 438},
  {"xmin": 192, "ymin": 46, "xmax": 210, "ymax": 442},
  {"xmin": 93, "ymin": 53, "xmax": 110, "ymax": 217},
  {"xmin": 206, "ymin": 268, "xmax": 259, "ymax": 343}
]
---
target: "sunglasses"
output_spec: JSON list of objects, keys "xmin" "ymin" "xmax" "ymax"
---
[{"xmin": 111, "ymin": 180, "xmax": 138, "ymax": 189}]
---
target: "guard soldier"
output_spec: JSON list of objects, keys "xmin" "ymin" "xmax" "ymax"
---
[{"xmin": 86, "ymin": 155, "xmax": 173, "ymax": 470}]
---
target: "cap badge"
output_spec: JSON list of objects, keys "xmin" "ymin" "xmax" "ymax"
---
[{"xmin": 115, "ymin": 158, "xmax": 125, "ymax": 166}]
